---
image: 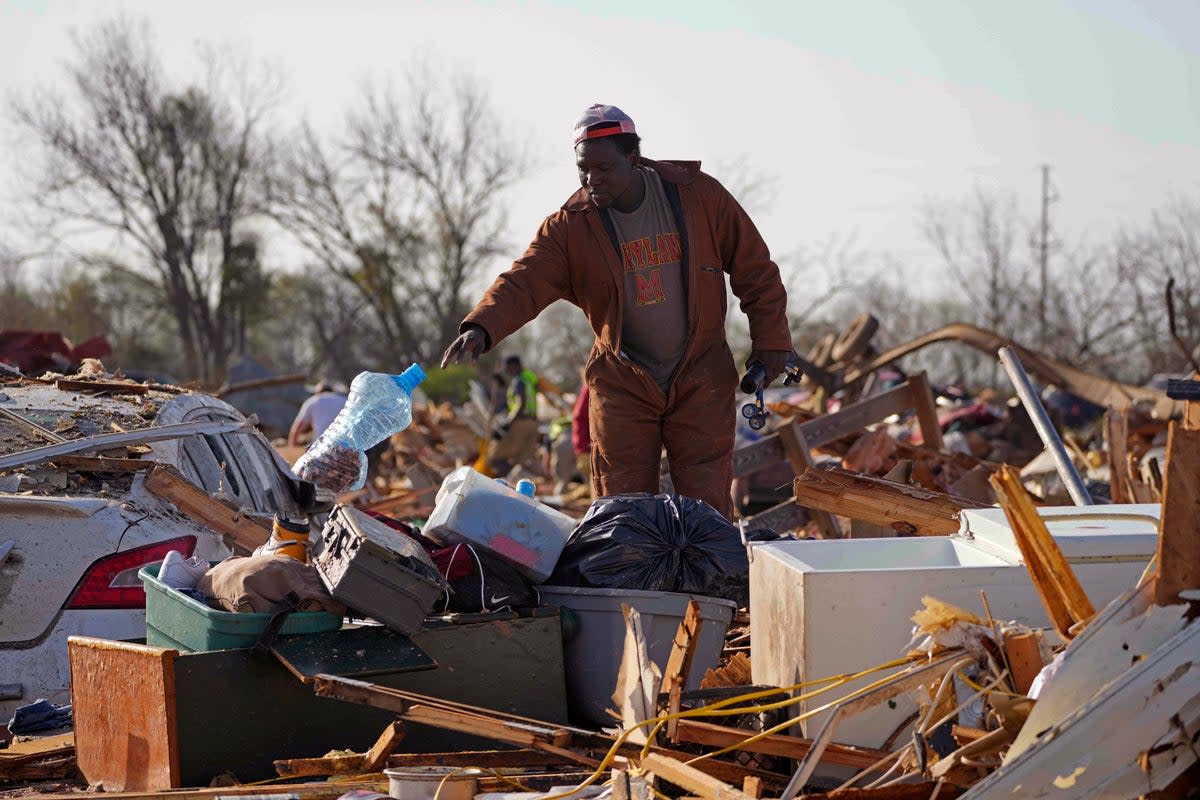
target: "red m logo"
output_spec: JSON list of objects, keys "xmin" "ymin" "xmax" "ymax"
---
[{"xmin": 635, "ymin": 269, "xmax": 665, "ymax": 306}]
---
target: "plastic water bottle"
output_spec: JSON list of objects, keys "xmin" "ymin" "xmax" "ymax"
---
[
  {"xmin": 294, "ymin": 364, "xmax": 426, "ymax": 493},
  {"xmin": 515, "ymin": 479, "xmax": 536, "ymax": 498}
]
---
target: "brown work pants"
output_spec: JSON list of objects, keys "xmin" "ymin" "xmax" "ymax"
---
[{"xmin": 587, "ymin": 341, "xmax": 737, "ymax": 518}]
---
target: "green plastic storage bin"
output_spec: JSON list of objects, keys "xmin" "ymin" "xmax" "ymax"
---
[{"xmin": 139, "ymin": 562, "xmax": 343, "ymax": 652}]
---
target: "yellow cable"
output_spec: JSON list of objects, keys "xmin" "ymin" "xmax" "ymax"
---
[
  {"xmin": 957, "ymin": 669, "xmax": 1025, "ymax": 699},
  {"xmin": 427, "ymin": 652, "xmax": 936, "ymax": 800}
]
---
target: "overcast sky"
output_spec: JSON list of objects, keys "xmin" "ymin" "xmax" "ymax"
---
[{"xmin": 1, "ymin": 0, "xmax": 1198, "ymax": 294}]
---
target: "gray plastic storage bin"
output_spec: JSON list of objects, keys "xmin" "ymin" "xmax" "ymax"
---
[
  {"xmin": 313, "ymin": 505, "xmax": 449, "ymax": 635},
  {"xmin": 538, "ymin": 585, "xmax": 736, "ymax": 726}
]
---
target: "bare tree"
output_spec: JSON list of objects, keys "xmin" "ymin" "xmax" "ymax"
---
[
  {"xmin": 9, "ymin": 18, "xmax": 280, "ymax": 382},
  {"xmin": 1116, "ymin": 199, "xmax": 1200, "ymax": 381},
  {"xmin": 924, "ymin": 189, "xmax": 1028, "ymax": 337},
  {"xmin": 273, "ymin": 67, "xmax": 528, "ymax": 368}
]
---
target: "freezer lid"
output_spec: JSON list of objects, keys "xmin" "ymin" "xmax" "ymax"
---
[{"xmin": 959, "ymin": 504, "xmax": 1160, "ymax": 561}]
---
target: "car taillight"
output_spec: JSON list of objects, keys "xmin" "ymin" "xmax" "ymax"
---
[{"xmin": 66, "ymin": 536, "xmax": 197, "ymax": 610}]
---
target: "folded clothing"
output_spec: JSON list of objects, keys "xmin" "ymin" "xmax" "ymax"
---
[
  {"xmin": 8, "ymin": 699, "xmax": 72, "ymax": 735},
  {"xmin": 198, "ymin": 555, "xmax": 346, "ymax": 615}
]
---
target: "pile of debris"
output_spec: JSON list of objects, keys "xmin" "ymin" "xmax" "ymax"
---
[{"xmin": 1, "ymin": 320, "xmax": 1198, "ymax": 800}]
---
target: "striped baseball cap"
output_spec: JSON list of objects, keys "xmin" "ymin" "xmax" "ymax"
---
[{"xmin": 572, "ymin": 104, "xmax": 637, "ymax": 146}]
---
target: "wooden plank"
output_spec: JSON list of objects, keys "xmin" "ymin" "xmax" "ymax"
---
[
  {"xmin": 32, "ymin": 780, "xmax": 389, "ymax": 800},
  {"xmin": 778, "ymin": 425, "xmax": 839, "ymax": 539},
  {"xmin": 793, "ymin": 466, "xmax": 984, "ymax": 536},
  {"xmin": 386, "ymin": 750, "xmax": 574, "ymax": 769},
  {"xmin": 1186, "ymin": 400, "xmax": 1200, "ymax": 431},
  {"xmin": 311, "ymin": 676, "xmax": 573, "ymax": 752},
  {"xmin": 274, "ymin": 753, "xmax": 367, "ymax": 778},
  {"xmin": 743, "ymin": 499, "xmax": 810, "ymax": 535},
  {"xmin": 908, "ymin": 372, "xmax": 945, "ymax": 452},
  {"xmin": 56, "ymin": 378, "xmax": 149, "ymax": 395},
  {"xmin": 797, "ymin": 784, "xmax": 964, "ymax": 800},
  {"xmin": 1105, "ymin": 408, "xmax": 1132, "ymax": 504},
  {"xmin": 144, "ymin": 463, "xmax": 271, "ymax": 554},
  {"xmin": 664, "ymin": 601, "xmax": 703, "ymax": 741},
  {"xmin": 52, "ymin": 455, "xmax": 153, "ymax": 473},
  {"xmin": 741, "ymin": 776, "xmax": 763, "ymax": 799},
  {"xmin": 641, "ymin": 753, "xmax": 755, "ymax": 800},
  {"xmin": 672, "ymin": 719, "xmax": 892, "ymax": 771},
  {"xmin": 0, "ymin": 755, "xmax": 78, "ymax": 782},
  {"xmin": 69, "ymin": 636, "xmax": 180, "ymax": 791},
  {"xmin": 361, "ymin": 721, "xmax": 405, "ymax": 772},
  {"xmin": 1003, "ymin": 632, "xmax": 1044, "ymax": 695},
  {"xmin": 732, "ymin": 435, "xmax": 787, "ymax": 479},
  {"xmin": 1155, "ymin": 421, "xmax": 1200, "ymax": 606},
  {"xmin": 792, "ymin": 378, "xmax": 930, "ymax": 450}
]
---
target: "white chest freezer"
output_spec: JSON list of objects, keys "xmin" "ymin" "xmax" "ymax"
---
[{"xmin": 749, "ymin": 504, "xmax": 1158, "ymax": 755}]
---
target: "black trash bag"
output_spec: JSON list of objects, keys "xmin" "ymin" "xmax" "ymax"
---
[
  {"xmin": 548, "ymin": 493, "xmax": 777, "ymax": 606},
  {"xmin": 431, "ymin": 542, "xmax": 539, "ymax": 613}
]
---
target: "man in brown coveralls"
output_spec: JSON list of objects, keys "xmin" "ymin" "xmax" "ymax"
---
[{"xmin": 441, "ymin": 104, "xmax": 791, "ymax": 518}]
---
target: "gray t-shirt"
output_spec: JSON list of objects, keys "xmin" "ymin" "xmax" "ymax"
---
[{"xmin": 607, "ymin": 167, "xmax": 687, "ymax": 391}]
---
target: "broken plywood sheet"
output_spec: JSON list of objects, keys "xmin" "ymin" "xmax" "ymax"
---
[{"xmin": 962, "ymin": 582, "xmax": 1200, "ymax": 798}]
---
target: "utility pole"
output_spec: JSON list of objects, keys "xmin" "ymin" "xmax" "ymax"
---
[{"xmin": 1039, "ymin": 165, "xmax": 1051, "ymax": 351}]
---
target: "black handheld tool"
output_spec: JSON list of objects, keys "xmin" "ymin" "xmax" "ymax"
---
[{"xmin": 739, "ymin": 362, "xmax": 769, "ymax": 430}]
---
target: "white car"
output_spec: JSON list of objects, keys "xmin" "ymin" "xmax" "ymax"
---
[{"xmin": 0, "ymin": 379, "xmax": 318, "ymax": 719}]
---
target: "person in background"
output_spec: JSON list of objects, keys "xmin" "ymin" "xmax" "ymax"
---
[
  {"xmin": 488, "ymin": 355, "xmax": 541, "ymax": 476},
  {"xmin": 287, "ymin": 381, "xmax": 347, "ymax": 446},
  {"xmin": 441, "ymin": 103, "xmax": 791, "ymax": 517},
  {"xmin": 489, "ymin": 372, "xmax": 509, "ymax": 416}
]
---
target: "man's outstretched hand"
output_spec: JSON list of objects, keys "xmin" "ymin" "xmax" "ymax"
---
[
  {"xmin": 440, "ymin": 325, "xmax": 488, "ymax": 368},
  {"xmin": 747, "ymin": 349, "xmax": 791, "ymax": 386}
]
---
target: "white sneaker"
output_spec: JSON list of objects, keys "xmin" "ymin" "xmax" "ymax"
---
[{"xmin": 158, "ymin": 550, "xmax": 209, "ymax": 590}]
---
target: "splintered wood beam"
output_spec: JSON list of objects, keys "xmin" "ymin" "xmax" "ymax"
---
[
  {"xmin": 640, "ymin": 753, "xmax": 755, "ymax": 800},
  {"xmin": 143, "ymin": 464, "xmax": 270, "ymax": 554},
  {"xmin": 793, "ymin": 466, "xmax": 985, "ymax": 536},
  {"xmin": 361, "ymin": 721, "xmax": 405, "ymax": 772},
  {"xmin": 672, "ymin": 720, "xmax": 891, "ymax": 772},
  {"xmin": 664, "ymin": 600, "xmax": 703, "ymax": 741},
  {"xmin": 311, "ymin": 675, "xmax": 790, "ymax": 788},
  {"xmin": 990, "ymin": 466, "xmax": 1095, "ymax": 637},
  {"xmin": 1155, "ymin": 420, "xmax": 1200, "ymax": 606}
]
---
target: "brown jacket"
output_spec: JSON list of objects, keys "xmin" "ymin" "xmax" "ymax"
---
[{"xmin": 462, "ymin": 159, "xmax": 791, "ymax": 376}]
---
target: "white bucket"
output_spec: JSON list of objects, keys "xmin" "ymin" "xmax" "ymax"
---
[{"xmin": 385, "ymin": 767, "xmax": 483, "ymax": 800}]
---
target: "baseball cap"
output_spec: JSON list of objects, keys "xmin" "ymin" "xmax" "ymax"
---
[{"xmin": 572, "ymin": 103, "xmax": 637, "ymax": 146}]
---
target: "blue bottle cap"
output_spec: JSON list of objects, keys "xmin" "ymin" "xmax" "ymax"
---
[
  {"xmin": 392, "ymin": 364, "xmax": 426, "ymax": 392},
  {"xmin": 516, "ymin": 479, "xmax": 535, "ymax": 497}
]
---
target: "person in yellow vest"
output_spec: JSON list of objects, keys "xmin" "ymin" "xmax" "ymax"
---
[{"xmin": 489, "ymin": 355, "xmax": 541, "ymax": 477}]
